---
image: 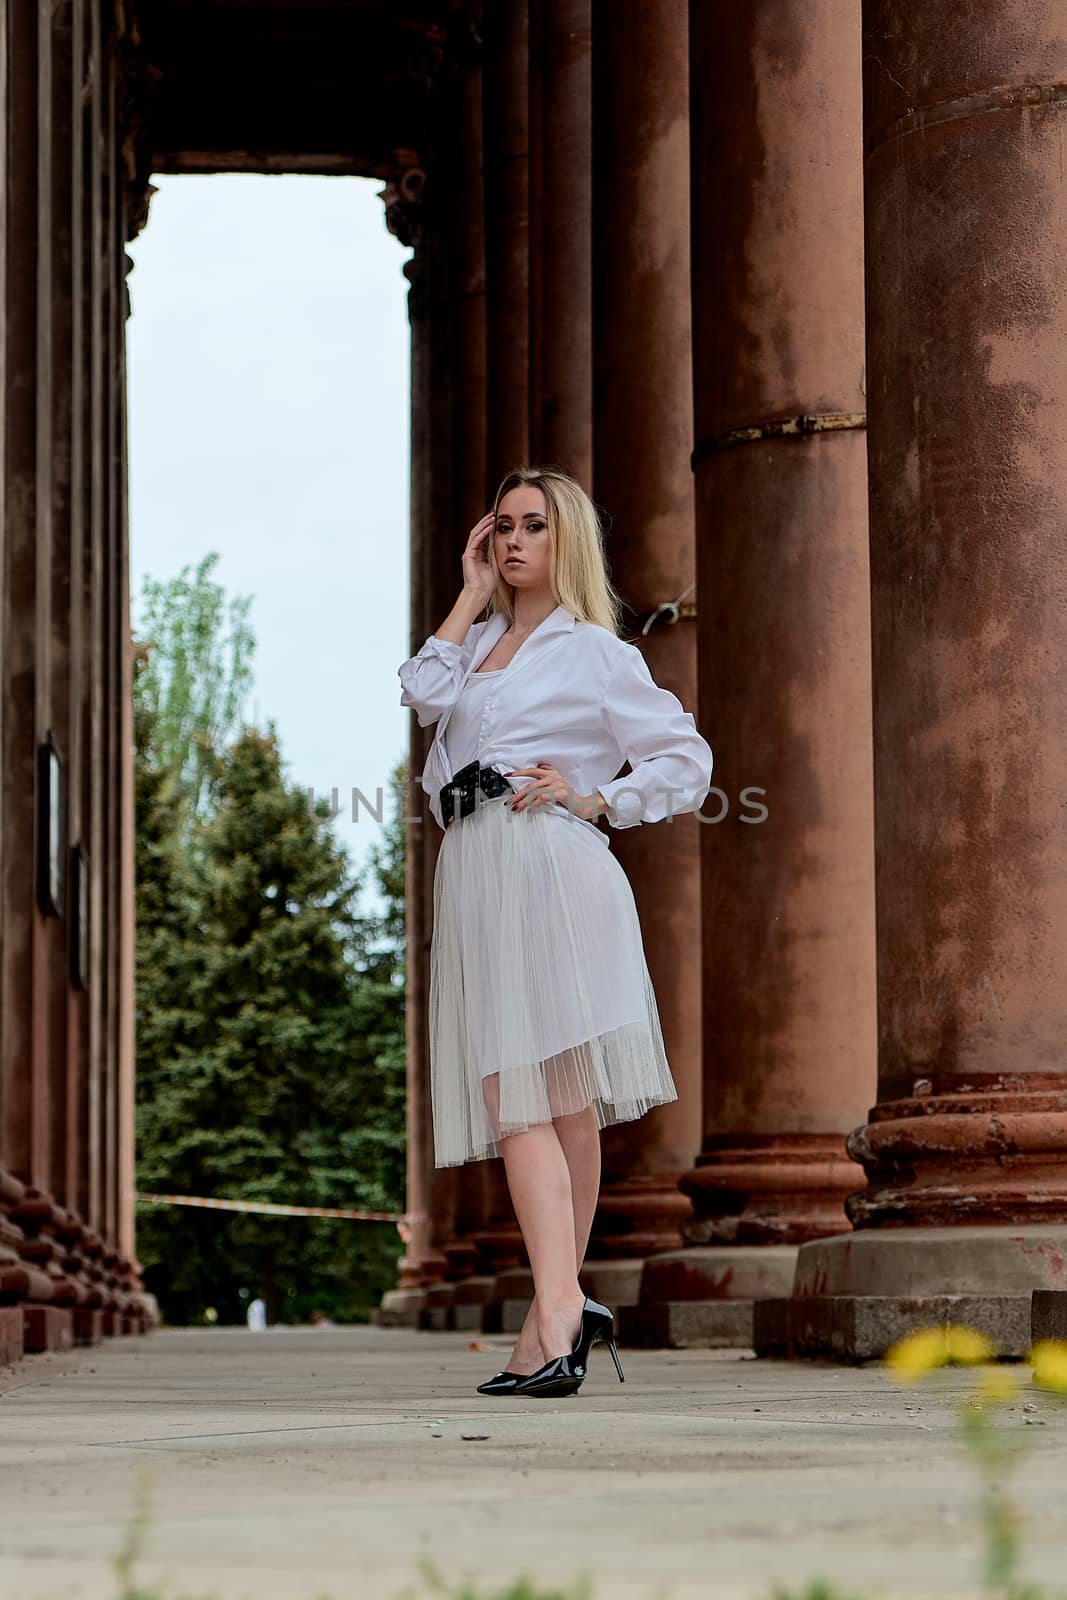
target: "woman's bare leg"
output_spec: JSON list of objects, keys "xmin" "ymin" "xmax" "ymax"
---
[
  {"xmin": 505, "ymin": 1106, "xmax": 601, "ymax": 1369},
  {"xmin": 506, "ymin": 1303, "xmax": 545, "ymax": 1373},
  {"xmin": 554, "ymin": 1104, "xmax": 601, "ymax": 1267},
  {"xmin": 482, "ymin": 1065, "xmax": 602, "ymax": 1370},
  {"xmin": 481, "ymin": 1072, "xmax": 542, "ymax": 1373},
  {"xmin": 498, "ymin": 1120, "xmax": 586, "ymax": 1361}
]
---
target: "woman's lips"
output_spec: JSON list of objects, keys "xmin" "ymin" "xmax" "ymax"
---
[{"xmin": 505, "ymin": 558, "xmax": 524, "ymax": 566}]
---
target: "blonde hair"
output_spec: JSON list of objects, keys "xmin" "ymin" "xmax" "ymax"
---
[{"xmin": 485, "ymin": 465, "xmax": 628, "ymax": 637}]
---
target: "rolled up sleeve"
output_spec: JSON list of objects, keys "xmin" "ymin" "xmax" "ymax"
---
[
  {"xmin": 398, "ymin": 634, "xmax": 466, "ymax": 728},
  {"xmin": 597, "ymin": 646, "xmax": 714, "ymax": 828}
]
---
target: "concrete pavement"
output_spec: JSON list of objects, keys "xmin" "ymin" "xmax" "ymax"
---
[{"xmin": 1, "ymin": 1325, "xmax": 1065, "ymax": 1600}]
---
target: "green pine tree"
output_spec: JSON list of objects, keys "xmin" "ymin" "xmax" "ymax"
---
[
  {"xmin": 133, "ymin": 560, "xmax": 407, "ymax": 1327},
  {"xmin": 136, "ymin": 727, "xmax": 407, "ymax": 1325}
]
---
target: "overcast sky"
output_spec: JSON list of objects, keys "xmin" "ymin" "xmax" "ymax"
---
[{"xmin": 127, "ymin": 174, "xmax": 413, "ymax": 900}]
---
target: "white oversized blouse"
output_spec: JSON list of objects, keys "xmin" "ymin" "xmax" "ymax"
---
[{"xmin": 398, "ymin": 602, "xmax": 714, "ymax": 843}]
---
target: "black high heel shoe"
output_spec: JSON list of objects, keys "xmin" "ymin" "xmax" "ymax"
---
[
  {"xmin": 512, "ymin": 1297, "xmax": 626, "ymax": 1398},
  {"xmin": 475, "ymin": 1370, "xmax": 527, "ymax": 1396}
]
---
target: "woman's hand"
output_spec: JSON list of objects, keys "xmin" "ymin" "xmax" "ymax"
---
[
  {"xmin": 460, "ymin": 512, "xmax": 498, "ymax": 601},
  {"xmin": 508, "ymin": 763, "xmax": 603, "ymax": 820}
]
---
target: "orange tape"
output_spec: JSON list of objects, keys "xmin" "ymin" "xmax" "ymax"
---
[{"xmin": 132, "ymin": 1191, "xmax": 430, "ymax": 1243}]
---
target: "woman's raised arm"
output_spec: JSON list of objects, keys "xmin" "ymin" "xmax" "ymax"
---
[{"xmin": 397, "ymin": 512, "xmax": 499, "ymax": 726}]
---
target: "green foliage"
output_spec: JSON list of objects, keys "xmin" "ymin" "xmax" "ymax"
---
[
  {"xmin": 771, "ymin": 1587, "xmax": 870, "ymax": 1599},
  {"xmin": 134, "ymin": 552, "xmax": 255, "ymax": 832},
  {"xmin": 406, "ymin": 1566, "xmax": 593, "ymax": 1600},
  {"xmin": 133, "ymin": 561, "xmax": 406, "ymax": 1327}
]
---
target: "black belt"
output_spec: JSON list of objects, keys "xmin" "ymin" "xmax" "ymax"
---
[{"xmin": 441, "ymin": 759, "xmax": 512, "ymax": 826}]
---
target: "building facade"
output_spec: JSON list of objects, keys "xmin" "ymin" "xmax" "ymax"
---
[{"xmin": 3, "ymin": 0, "xmax": 1066, "ymax": 1365}]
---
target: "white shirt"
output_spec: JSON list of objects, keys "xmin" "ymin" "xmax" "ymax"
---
[
  {"xmin": 444, "ymin": 665, "xmax": 508, "ymax": 774},
  {"xmin": 398, "ymin": 602, "xmax": 714, "ymax": 841}
]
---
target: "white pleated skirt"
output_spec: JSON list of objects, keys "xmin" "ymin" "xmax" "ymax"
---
[{"xmin": 428, "ymin": 789, "xmax": 678, "ymax": 1168}]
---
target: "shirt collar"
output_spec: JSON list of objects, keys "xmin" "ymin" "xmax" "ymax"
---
[{"xmin": 472, "ymin": 602, "xmax": 577, "ymax": 670}]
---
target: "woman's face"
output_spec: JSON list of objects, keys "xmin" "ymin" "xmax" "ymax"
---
[{"xmin": 494, "ymin": 487, "xmax": 553, "ymax": 594}]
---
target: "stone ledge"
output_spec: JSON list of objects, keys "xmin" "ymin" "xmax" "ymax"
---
[
  {"xmin": 619, "ymin": 1299, "xmax": 755, "ymax": 1349},
  {"xmin": 753, "ymin": 1293, "xmax": 1033, "ymax": 1362}
]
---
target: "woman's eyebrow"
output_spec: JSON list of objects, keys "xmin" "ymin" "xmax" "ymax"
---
[{"xmin": 496, "ymin": 512, "xmax": 543, "ymax": 522}]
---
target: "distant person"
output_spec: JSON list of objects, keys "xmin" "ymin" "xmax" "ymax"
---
[
  {"xmin": 246, "ymin": 1296, "xmax": 267, "ymax": 1331},
  {"xmin": 397, "ymin": 466, "xmax": 713, "ymax": 1400}
]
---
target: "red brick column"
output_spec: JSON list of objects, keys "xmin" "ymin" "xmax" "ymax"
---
[
  {"xmin": 380, "ymin": 212, "xmax": 451, "ymax": 1323},
  {"xmin": 483, "ymin": 0, "xmax": 529, "ymax": 478},
  {"xmin": 434, "ymin": 18, "xmax": 531, "ymax": 1320},
  {"xmin": 775, "ymin": 0, "xmax": 1067, "ymax": 1360},
  {"xmin": 641, "ymin": 0, "xmax": 876, "ymax": 1346},
  {"xmin": 463, "ymin": 0, "xmax": 600, "ymax": 1329},
  {"xmin": 586, "ymin": 0, "xmax": 704, "ymax": 1296},
  {"xmin": 0, "ymin": 0, "xmax": 74, "ymax": 1359},
  {"xmin": 529, "ymin": 0, "xmax": 592, "ymax": 483}
]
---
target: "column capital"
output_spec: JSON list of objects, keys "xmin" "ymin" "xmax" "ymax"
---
[
  {"xmin": 114, "ymin": 4, "xmax": 161, "ymax": 244},
  {"xmin": 378, "ymin": 157, "xmax": 427, "ymax": 250}
]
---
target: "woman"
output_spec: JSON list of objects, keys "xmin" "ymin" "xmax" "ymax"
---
[{"xmin": 397, "ymin": 466, "xmax": 713, "ymax": 1398}]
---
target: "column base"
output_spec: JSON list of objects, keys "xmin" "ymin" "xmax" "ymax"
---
[
  {"xmin": 620, "ymin": 1300, "xmax": 758, "ymax": 1348},
  {"xmin": 73, "ymin": 1308, "xmax": 105, "ymax": 1345},
  {"xmin": 483, "ymin": 1260, "xmax": 649, "ymax": 1334},
  {"xmin": 484, "ymin": 1266, "xmax": 533, "ymax": 1333},
  {"xmin": 449, "ymin": 1274, "xmax": 497, "ymax": 1331},
  {"xmin": 23, "ymin": 1305, "xmax": 74, "ymax": 1353},
  {"xmin": 376, "ymin": 1287, "xmax": 427, "ymax": 1327},
  {"xmin": 845, "ymin": 1082, "xmax": 1067, "ymax": 1228},
  {"xmin": 621, "ymin": 1244, "xmax": 799, "ymax": 1348},
  {"xmin": 421, "ymin": 1282, "xmax": 457, "ymax": 1330},
  {"xmin": 591, "ymin": 1176, "xmax": 692, "ymax": 1258},
  {"xmin": 378, "ymin": 1275, "xmax": 500, "ymax": 1332},
  {"xmin": 0, "ymin": 1305, "xmax": 24, "ymax": 1365},
  {"xmin": 394, "ymin": 1245, "xmax": 450, "ymax": 1295},
  {"xmin": 756, "ymin": 1224, "xmax": 1067, "ymax": 1361},
  {"xmin": 128, "ymin": 1291, "xmax": 161, "ymax": 1329},
  {"xmin": 580, "ymin": 1257, "xmax": 645, "ymax": 1306},
  {"xmin": 443, "ymin": 1240, "xmax": 480, "ymax": 1279},
  {"xmin": 680, "ymin": 1135, "xmax": 862, "ymax": 1246},
  {"xmin": 470, "ymin": 1261, "xmax": 650, "ymax": 1336}
]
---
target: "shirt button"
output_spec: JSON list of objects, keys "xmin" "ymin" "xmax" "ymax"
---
[{"xmin": 486, "ymin": 700, "xmax": 494, "ymax": 710}]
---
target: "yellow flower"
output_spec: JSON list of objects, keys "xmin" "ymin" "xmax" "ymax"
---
[
  {"xmin": 884, "ymin": 1324, "xmax": 997, "ymax": 1382},
  {"xmin": 944, "ymin": 1325, "xmax": 998, "ymax": 1365},
  {"xmin": 1029, "ymin": 1339, "xmax": 1067, "ymax": 1395}
]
